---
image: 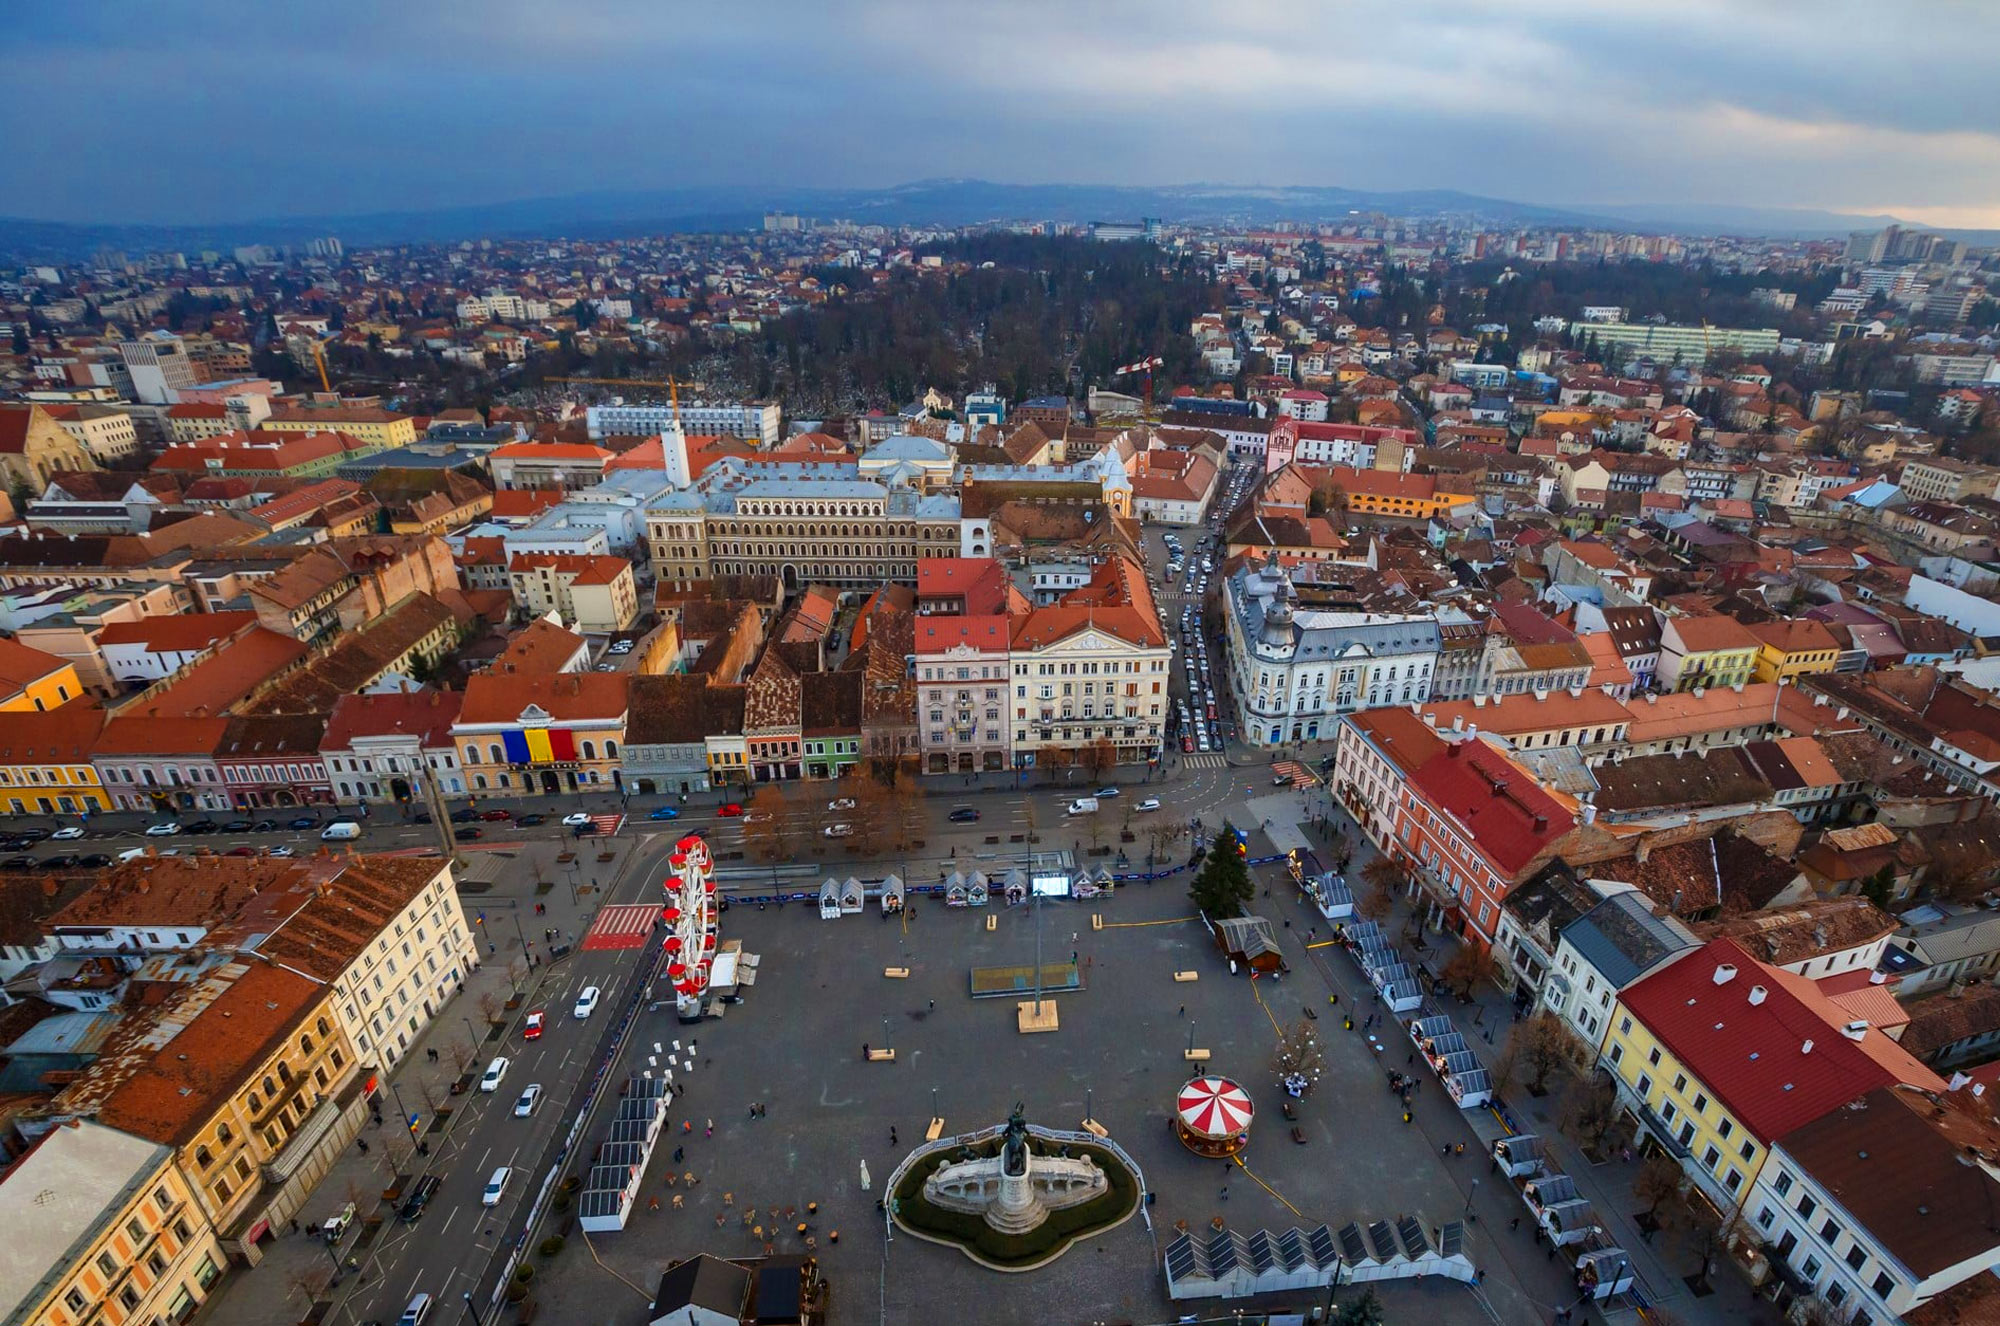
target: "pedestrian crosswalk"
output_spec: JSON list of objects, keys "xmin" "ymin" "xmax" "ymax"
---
[
  {"xmin": 1179, "ymin": 753, "xmax": 1229, "ymax": 769},
  {"xmin": 581, "ymin": 903, "xmax": 660, "ymax": 951}
]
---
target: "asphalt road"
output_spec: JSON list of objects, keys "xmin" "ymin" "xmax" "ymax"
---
[{"xmin": 335, "ymin": 830, "xmax": 683, "ymax": 1326}]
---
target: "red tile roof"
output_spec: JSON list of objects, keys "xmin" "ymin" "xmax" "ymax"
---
[
  {"xmin": 458, "ymin": 671, "xmax": 629, "ymax": 725},
  {"xmin": 1620, "ymin": 938, "xmax": 1943, "ymax": 1143},
  {"xmin": 1407, "ymin": 737, "xmax": 1575, "ymax": 876}
]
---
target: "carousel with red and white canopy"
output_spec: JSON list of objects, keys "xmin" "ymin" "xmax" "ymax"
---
[{"xmin": 661, "ymin": 834, "xmax": 720, "ymax": 1021}]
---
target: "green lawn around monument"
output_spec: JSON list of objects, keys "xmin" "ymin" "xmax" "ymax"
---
[{"xmin": 891, "ymin": 1134, "xmax": 1142, "ymax": 1268}]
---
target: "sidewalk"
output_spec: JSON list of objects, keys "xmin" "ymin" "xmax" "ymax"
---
[
  {"xmin": 193, "ymin": 836, "xmax": 648, "ymax": 1326},
  {"xmin": 1299, "ymin": 809, "xmax": 1775, "ymax": 1324}
]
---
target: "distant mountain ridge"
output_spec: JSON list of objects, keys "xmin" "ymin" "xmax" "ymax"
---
[{"xmin": 0, "ymin": 179, "xmax": 1986, "ymax": 260}]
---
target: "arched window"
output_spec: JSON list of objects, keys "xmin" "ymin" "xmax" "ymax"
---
[
  {"xmin": 489, "ymin": 743, "xmax": 503, "ymax": 765},
  {"xmin": 195, "ymin": 1146, "xmax": 213, "ymax": 1170},
  {"xmin": 464, "ymin": 744, "xmax": 478, "ymax": 764},
  {"xmin": 604, "ymin": 741, "xmax": 618, "ymax": 759},
  {"xmin": 474, "ymin": 774, "xmax": 488, "ymax": 790},
  {"xmin": 580, "ymin": 741, "xmax": 596, "ymax": 760}
]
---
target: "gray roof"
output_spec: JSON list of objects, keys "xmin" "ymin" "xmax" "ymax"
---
[
  {"xmin": 0, "ymin": 1121, "xmax": 170, "ymax": 1325},
  {"xmin": 1897, "ymin": 909, "xmax": 2000, "ymax": 967},
  {"xmin": 1561, "ymin": 890, "xmax": 1698, "ymax": 989},
  {"xmin": 1230, "ymin": 563, "xmax": 1439, "ymax": 665},
  {"xmin": 651, "ymin": 1254, "xmax": 749, "ymax": 1320}
]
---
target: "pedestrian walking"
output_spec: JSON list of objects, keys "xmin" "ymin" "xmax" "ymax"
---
[
  {"xmin": 861, "ymin": 1043, "xmax": 870, "ymax": 1060},
  {"xmin": 356, "ymin": 1139, "xmax": 369, "ymax": 1154},
  {"xmin": 1509, "ymin": 1216, "xmax": 1520, "ymax": 1231},
  {"xmin": 705, "ymin": 1119, "xmax": 713, "ymax": 1138},
  {"xmin": 889, "ymin": 1126, "xmax": 898, "ymax": 1146},
  {"xmin": 928, "ymin": 999, "xmax": 935, "ymax": 1012},
  {"xmin": 1178, "ymin": 1005, "xmax": 1185, "ymax": 1017},
  {"xmin": 1220, "ymin": 1186, "xmax": 1228, "ymax": 1200},
  {"xmin": 673, "ymin": 1145, "xmax": 684, "ymax": 1164}
]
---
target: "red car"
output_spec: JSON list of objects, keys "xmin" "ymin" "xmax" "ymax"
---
[
  {"xmin": 717, "ymin": 803, "xmax": 744, "ymax": 817},
  {"xmin": 1181, "ymin": 735, "xmax": 1194, "ymax": 753},
  {"xmin": 479, "ymin": 809, "xmax": 513, "ymax": 822},
  {"xmin": 226, "ymin": 845, "xmax": 259, "ymax": 857},
  {"xmin": 523, "ymin": 1011, "xmax": 544, "ymax": 1040}
]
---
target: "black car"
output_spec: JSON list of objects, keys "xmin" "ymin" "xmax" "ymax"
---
[
  {"xmin": 449, "ymin": 808, "xmax": 480, "ymax": 824},
  {"xmin": 251, "ymin": 819, "xmax": 279, "ymax": 833},
  {"xmin": 78, "ymin": 854, "xmax": 113, "ymax": 868},
  {"xmin": 0, "ymin": 836, "xmax": 25, "ymax": 852},
  {"xmin": 182, "ymin": 820, "xmax": 220, "ymax": 835},
  {"xmin": 411, "ymin": 811, "xmax": 433, "ymax": 824},
  {"xmin": 948, "ymin": 807, "xmax": 981, "ymax": 823},
  {"xmin": 453, "ymin": 826, "xmax": 483, "ymax": 842},
  {"xmin": 222, "ymin": 820, "xmax": 254, "ymax": 833},
  {"xmin": 12, "ymin": 827, "xmax": 50, "ymax": 843},
  {"xmin": 397, "ymin": 1174, "xmax": 443, "ymax": 1223},
  {"xmin": 0, "ymin": 856, "xmax": 35, "ymax": 870},
  {"xmin": 288, "ymin": 817, "xmax": 317, "ymax": 831},
  {"xmin": 514, "ymin": 813, "xmax": 545, "ymax": 827},
  {"xmin": 43, "ymin": 854, "xmax": 81, "ymax": 869}
]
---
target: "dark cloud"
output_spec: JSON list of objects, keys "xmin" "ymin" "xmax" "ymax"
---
[{"xmin": 4, "ymin": 0, "xmax": 1995, "ymax": 225}]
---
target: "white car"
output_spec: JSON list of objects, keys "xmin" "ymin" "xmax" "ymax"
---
[
  {"xmin": 51, "ymin": 826, "xmax": 84, "ymax": 841},
  {"xmin": 514, "ymin": 1084, "xmax": 543, "ymax": 1117},
  {"xmin": 827, "ymin": 798, "xmax": 855, "ymax": 812},
  {"xmin": 573, "ymin": 986, "xmax": 601, "ymax": 1019},
  {"xmin": 144, "ymin": 821, "xmax": 181, "ymax": 837},
  {"xmin": 479, "ymin": 1056, "xmax": 509, "ymax": 1092},
  {"xmin": 561, "ymin": 812, "xmax": 593, "ymax": 828},
  {"xmin": 823, "ymin": 823, "xmax": 854, "ymax": 838},
  {"xmin": 1137, "ymin": 798, "xmax": 1162, "ymax": 812},
  {"xmin": 268, "ymin": 845, "xmax": 296, "ymax": 857},
  {"xmin": 481, "ymin": 1166, "xmax": 512, "ymax": 1207}
]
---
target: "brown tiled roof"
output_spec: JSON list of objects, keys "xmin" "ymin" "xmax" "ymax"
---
[
  {"xmin": 1592, "ymin": 749, "xmax": 1772, "ymax": 814},
  {"xmin": 1693, "ymin": 896, "xmax": 1897, "ymax": 967},
  {"xmin": 50, "ymin": 855, "xmax": 301, "ymax": 930},
  {"xmin": 800, "ymin": 669, "xmax": 862, "ymax": 736},
  {"xmin": 245, "ymin": 593, "xmax": 463, "ymax": 715},
  {"xmin": 254, "ymin": 857, "xmax": 446, "ymax": 982},
  {"xmin": 1899, "ymin": 985, "xmax": 2000, "ymax": 1059},
  {"xmin": 0, "ymin": 700, "xmax": 107, "ymax": 763},
  {"xmin": 94, "ymin": 961, "xmax": 326, "ymax": 1145}
]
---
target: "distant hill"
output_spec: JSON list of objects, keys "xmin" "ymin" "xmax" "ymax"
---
[{"xmin": 1, "ymin": 179, "xmax": 1989, "ymax": 260}]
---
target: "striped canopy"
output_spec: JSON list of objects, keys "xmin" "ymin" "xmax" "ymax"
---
[{"xmin": 1176, "ymin": 1076, "xmax": 1253, "ymax": 1138}]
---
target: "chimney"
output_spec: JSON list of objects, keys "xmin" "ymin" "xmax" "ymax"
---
[
  {"xmin": 1712, "ymin": 962, "xmax": 1737, "ymax": 985},
  {"xmin": 1636, "ymin": 837, "xmax": 1652, "ymax": 865},
  {"xmin": 1841, "ymin": 1020, "xmax": 1868, "ymax": 1042},
  {"xmin": 1581, "ymin": 801, "xmax": 1597, "ymax": 826},
  {"xmin": 1748, "ymin": 984, "xmax": 1768, "ymax": 1005},
  {"xmin": 1801, "ymin": 1038, "xmax": 1814, "ymax": 1055},
  {"xmin": 1644, "ymin": 693, "xmax": 1657, "ymax": 705}
]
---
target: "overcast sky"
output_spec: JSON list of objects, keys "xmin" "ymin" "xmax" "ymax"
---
[{"xmin": 7, "ymin": 0, "xmax": 1998, "ymax": 227}]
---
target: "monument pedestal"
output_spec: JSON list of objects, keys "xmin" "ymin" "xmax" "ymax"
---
[{"xmin": 1016, "ymin": 999, "xmax": 1059, "ymax": 1034}]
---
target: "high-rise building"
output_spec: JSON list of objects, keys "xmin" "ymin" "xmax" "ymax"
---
[{"xmin": 117, "ymin": 335, "xmax": 197, "ymax": 405}]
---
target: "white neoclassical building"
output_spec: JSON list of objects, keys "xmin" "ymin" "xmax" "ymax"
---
[{"xmin": 1224, "ymin": 559, "xmax": 1441, "ymax": 747}]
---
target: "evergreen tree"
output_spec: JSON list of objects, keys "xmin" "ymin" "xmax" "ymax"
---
[
  {"xmin": 1189, "ymin": 821, "xmax": 1254, "ymax": 919},
  {"xmin": 1334, "ymin": 1290, "xmax": 1385, "ymax": 1326}
]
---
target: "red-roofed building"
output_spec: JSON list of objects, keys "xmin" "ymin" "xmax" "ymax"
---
[
  {"xmin": 506, "ymin": 553, "xmax": 638, "ymax": 632},
  {"xmin": 488, "ymin": 442, "xmax": 613, "ymax": 491},
  {"xmin": 320, "ymin": 688, "xmax": 466, "ymax": 804},
  {"xmin": 453, "ymin": 672, "xmax": 629, "ymax": 797},
  {"xmin": 1606, "ymin": 938, "xmax": 1946, "ymax": 1214},
  {"xmin": 915, "ymin": 612, "xmax": 1013, "ymax": 774},
  {"xmin": 1007, "ymin": 554, "xmax": 1170, "ymax": 768},
  {"xmin": 92, "ymin": 715, "xmax": 232, "ymax": 811},
  {"xmin": 916, "ymin": 556, "xmax": 1015, "ymax": 616},
  {"xmin": 1399, "ymin": 734, "xmax": 1577, "ymax": 944}
]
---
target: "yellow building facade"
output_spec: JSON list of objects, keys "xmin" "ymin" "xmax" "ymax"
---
[
  {"xmin": 0, "ymin": 702, "xmax": 115, "ymax": 814},
  {"xmin": 0, "ymin": 1121, "xmax": 227, "ymax": 1326},
  {"xmin": 0, "ymin": 639, "xmax": 87, "ymax": 712}
]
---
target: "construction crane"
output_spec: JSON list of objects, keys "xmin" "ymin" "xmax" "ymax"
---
[
  {"xmin": 310, "ymin": 340, "xmax": 331, "ymax": 393},
  {"xmin": 1113, "ymin": 356, "xmax": 1164, "ymax": 417}
]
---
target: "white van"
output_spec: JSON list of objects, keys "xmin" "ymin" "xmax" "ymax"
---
[
  {"xmin": 398, "ymin": 1295, "xmax": 433, "ymax": 1326},
  {"xmin": 319, "ymin": 821, "xmax": 361, "ymax": 842},
  {"xmin": 479, "ymin": 1056, "xmax": 509, "ymax": 1092},
  {"xmin": 481, "ymin": 1166, "xmax": 511, "ymax": 1207},
  {"xmin": 1065, "ymin": 797, "xmax": 1099, "ymax": 816}
]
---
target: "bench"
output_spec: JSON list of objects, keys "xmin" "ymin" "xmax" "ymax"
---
[
  {"xmin": 926, "ymin": 1117, "xmax": 944, "ymax": 1141},
  {"xmin": 866, "ymin": 1048, "xmax": 896, "ymax": 1062},
  {"xmin": 1080, "ymin": 1118, "xmax": 1109, "ymax": 1138},
  {"xmin": 1172, "ymin": 970, "xmax": 1199, "ymax": 983},
  {"xmin": 883, "ymin": 967, "xmax": 910, "ymax": 979},
  {"xmin": 1183, "ymin": 1048, "xmax": 1211, "ymax": 1063},
  {"xmin": 1291, "ymin": 1125, "xmax": 1308, "ymax": 1145}
]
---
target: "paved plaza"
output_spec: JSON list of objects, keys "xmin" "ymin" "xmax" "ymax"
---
[{"xmin": 531, "ymin": 850, "xmax": 1586, "ymax": 1326}]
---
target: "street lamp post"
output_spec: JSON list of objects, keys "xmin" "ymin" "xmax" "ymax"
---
[
  {"xmin": 1464, "ymin": 1176, "xmax": 1480, "ymax": 1224},
  {"xmin": 461, "ymin": 1016, "xmax": 480, "ymax": 1055},
  {"xmin": 461, "ymin": 1291, "xmax": 485, "ymax": 1326}
]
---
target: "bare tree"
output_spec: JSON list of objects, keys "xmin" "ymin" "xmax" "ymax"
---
[
  {"xmin": 285, "ymin": 1266, "xmax": 332, "ymax": 1306},
  {"xmin": 476, "ymin": 991, "xmax": 499, "ymax": 1024},
  {"xmin": 845, "ymin": 774, "xmax": 895, "ymax": 858},
  {"xmin": 1270, "ymin": 1019, "xmax": 1326, "ymax": 1098},
  {"xmin": 1557, "ymin": 1073, "xmax": 1621, "ymax": 1155},
  {"xmin": 1360, "ymin": 855, "xmax": 1408, "ymax": 897},
  {"xmin": 1356, "ymin": 872, "xmax": 1396, "ymax": 922},
  {"xmin": 743, "ymin": 781, "xmax": 794, "ymax": 862},
  {"xmin": 1508, "ymin": 1013, "xmax": 1584, "ymax": 1096},
  {"xmin": 1436, "ymin": 945, "xmax": 1488, "ymax": 1000},
  {"xmin": 1632, "ymin": 1152, "xmax": 1684, "ymax": 1227}
]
